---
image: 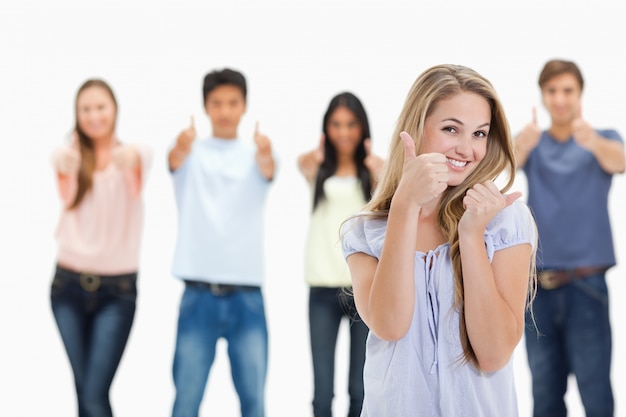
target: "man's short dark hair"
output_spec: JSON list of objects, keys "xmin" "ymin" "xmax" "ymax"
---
[
  {"xmin": 202, "ymin": 68, "xmax": 247, "ymax": 104},
  {"xmin": 538, "ymin": 59, "xmax": 584, "ymax": 91}
]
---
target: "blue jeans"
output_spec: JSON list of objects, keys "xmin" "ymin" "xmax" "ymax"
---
[
  {"xmin": 172, "ymin": 282, "xmax": 268, "ymax": 417},
  {"xmin": 524, "ymin": 273, "xmax": 613, "ymax": 417},
  {"xmin": 50, "ymin": 266, "xmax": 137, "ymax": 417},
  {"xmin": 309, "ymin": 287, "xmax": 368, "ymax": 417}
]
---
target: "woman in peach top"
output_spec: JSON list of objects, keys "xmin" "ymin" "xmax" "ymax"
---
[{"xmin": 50, "ymin": 79, "xmax": 151, "ymax": 417}]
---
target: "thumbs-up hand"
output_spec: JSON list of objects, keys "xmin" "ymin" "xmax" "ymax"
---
[
  {"xmin": 253, "ymin": 121, "xmax": 272, "ymax": 155},
  {"xmin": 516, "ymin": 107, "xmax": 541, "ymax": 152},
  {"xmin": 176, "ymin": 116, "xmax": 196, "ymax": 154},
  {"xmin": 168, "ymin": 116, "xmax": 196, "ymax": 171},
  {"xmin": 572, "ymin": 106, "xmax": 597, "ymax": 151},
  {"xmin": 297, "ymin": 133, "xmax": 325, "ymax": 182},
  {"xmin": 253, "ymin": 121, "xmax": 275, "ymax": 180},
  {"xmin": 112, "ymin": 144, "xmax": 140, "ymax": 171},
  {"xmin": 394, "ymin": 131, "xmax": 448, "ymax": 208},
  {"xmin": 54, "ymin": 146, "xmax": 81, "ymax": 175},
  {"xmin": 363, "ymin": 138, "xmax": 385, "ymax": 182},
  {"xmin": 459, "ymin": 181, "xmax": 522, "ymax": 233}
]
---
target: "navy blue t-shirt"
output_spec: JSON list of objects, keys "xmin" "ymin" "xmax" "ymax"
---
[{"xmin": 523, "ymin": 129, "xmax": 623, "ymax": 270}]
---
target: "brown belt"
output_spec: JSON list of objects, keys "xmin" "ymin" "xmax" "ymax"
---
[
  {"xmin": 55, "ymin": 265, "xmax": 137, "ymax": 292},
  {"xmin": 538, "ymin": 266, "xmax": 607, "ymax": 290}
]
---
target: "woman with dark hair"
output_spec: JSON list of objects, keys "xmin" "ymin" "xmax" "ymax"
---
[
  {"xmin": 50, "ymin": 79, "xmax": 151, "ymax": 417},
  {"xmin": 297, "ymin": 92, "xmax": 384, "ymax": 417}
]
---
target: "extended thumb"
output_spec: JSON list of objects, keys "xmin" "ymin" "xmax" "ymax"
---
[{"xmin": 399, "ymin": 131, "xmax": 417, "ymax": 160}]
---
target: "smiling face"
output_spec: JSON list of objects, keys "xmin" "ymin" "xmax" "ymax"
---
[
  {"xmin": 76, "ymin": 85, "xmax": 117, "ymax": 142},
  {"xmin": 421, "ymin": 91, "xmax": 491, "ymax": 186},
  {"xmin": 541, "ymin": 72, "xmax": 582, "ymax": 126},
  {"xmin": 205, "ymin": 84, "xmax": 246, "ymax": 139},
  {"xmin": 326, "ymin": 106, "xmax": 363, "ymax": 157}
]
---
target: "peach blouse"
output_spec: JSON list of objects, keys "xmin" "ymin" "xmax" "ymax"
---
[{"xmin": 53, "ymin": 144, "xmax": 152, "ymax": 275}]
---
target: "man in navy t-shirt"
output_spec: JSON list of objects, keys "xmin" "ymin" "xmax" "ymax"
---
[{"xmin": 515, "ymin": 59, "xmax": 625, "ymax": 417}]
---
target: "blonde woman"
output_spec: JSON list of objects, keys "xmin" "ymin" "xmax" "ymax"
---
[{"xmin": 341, "ymin": 64, "xmax": 537, "ymax": 416}]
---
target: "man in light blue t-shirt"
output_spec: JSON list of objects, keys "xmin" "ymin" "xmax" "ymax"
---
[
  {"xmin": 515, "ymin": 59, "xmax": 625, "ymax": 417},
  {"xmin": 167, "ymin": 68, "xmax": 277, "ymax": 417}
]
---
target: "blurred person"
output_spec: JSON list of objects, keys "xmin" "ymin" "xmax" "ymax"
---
[
  {"xmin": 50, "ymin": 78, "xmax": 152, "ymax": 417},
  {"xmin": 297, "ymin": 92, "xmax": 384, "ymax": 417},
  {"xmin": 167, "ymin": 68, "xmax": 277, "ymax": 417},
  {"xmin": 516, "ymin": 59, "xmax": 625, "ymax": 417}
]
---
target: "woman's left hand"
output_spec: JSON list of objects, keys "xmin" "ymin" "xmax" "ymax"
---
[
  {"xmin": 459, "ymin": 181, "xmax": 521, "ymax": 233},
  {"xmin": 112, "ymin": 144, "xmax": 140, "ymax": 171}
]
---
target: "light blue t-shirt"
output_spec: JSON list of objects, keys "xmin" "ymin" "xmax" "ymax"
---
[
  {"xmin": 341, "ymin": 201, "xmax": 537, "ymax": 417},
  {"xmin": 170, "ymin": 136, "xmax": 273, "ymax": 286},
  {"xmin": 523, "ymin": 129, "xmax": 622, "ymax": 270}
]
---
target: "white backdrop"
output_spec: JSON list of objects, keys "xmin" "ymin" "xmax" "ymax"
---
[{"xmin": 2, "ymin": 1, "xmax": 625, "ymax": 416}]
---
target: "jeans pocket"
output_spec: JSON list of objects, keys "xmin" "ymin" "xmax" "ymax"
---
[
  {"xmin": 108, "ymin": 276, "xmax": 137, "ymax": 304},
  {"xmin": 50, "ymin": 274, "xmax": 66, "ymax": 298},
  {"xmin": 117, "ymin": 276, "xmax": 136, "ymax": 292},
  {"xmin": 240, "ymin": 290, "xmax": 265, "ymax": 316},
  {"xmin": 179, "ymin": 285, "xmax": 202, "ymax": 318},
  {"xmin": 572, "ymin": 274, "xmax": 609, "ymax": 305}
]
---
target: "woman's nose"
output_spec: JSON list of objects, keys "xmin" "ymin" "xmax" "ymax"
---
[{"xmin": 455, "ymin": 135, "xmax": 472, "ymax": 156}]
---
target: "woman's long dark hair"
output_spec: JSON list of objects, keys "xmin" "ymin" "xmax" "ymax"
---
[
  {"xmin": 312, "ymin": 92, "xmax": 372, "ymax": 210},
  {"xmin": 70, "ymin": 79, "xmax": 118, "ymax": 209}
]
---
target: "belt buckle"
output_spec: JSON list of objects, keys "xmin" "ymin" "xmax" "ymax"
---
[
  {"xmin": 210, "ymin": 283, "xmax": 228, "ymax": 296},
  {"xmin": 79, "ymin": 273, "xmax": 101, "ymax": 292},
  {"xmin": 539, "ymin": 270, "xmax": 559, "ymax": 290}
]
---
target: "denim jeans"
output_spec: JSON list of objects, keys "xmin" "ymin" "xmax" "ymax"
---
[
  {"xmin": 309, "ymin": 287, "xmax": 368, "ymax": 417},
  {"xmin": 50, "ymin": 266, "xmax": 137, "ymax": 417},
  {"xmin": 171, "ymin": 282, "xmax": 268, "ymax": 417},
  {"xmin": 524, "ymin": 273, "xmax": 613, "ymax": 417}
]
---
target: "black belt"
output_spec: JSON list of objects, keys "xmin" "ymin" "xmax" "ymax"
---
[
  {"xmin": 538, "ymin": 266, "xmax": 607, "ymax": 290},
  {"xmin": 55, "ymin": 265, "xmax": 137, "ymax": 292},
  {"xmin": 184, "ymin": 280, "xmax": 260, "ymax": 296}
]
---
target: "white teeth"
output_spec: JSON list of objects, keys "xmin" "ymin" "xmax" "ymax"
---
[{"xmin": 447, "ymin": 158, "xmax": 468, "ymax": 167}]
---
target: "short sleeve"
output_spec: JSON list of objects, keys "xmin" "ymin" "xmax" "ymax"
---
[
  {"xmin": 340, "ymin": 214, "xmax": 387, "ymax": 260},
  {"xmin": 599, "ymin": 128, "xmax": 623, "ymax": 144},
  {"xmin": 484, "ymin": 200, "xmax": 537, "ymax": 261}
]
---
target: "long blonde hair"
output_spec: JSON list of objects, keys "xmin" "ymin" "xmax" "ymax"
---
[{"xmin": 366, "ymin": 64, "xmax": 532, "ymax": 368}]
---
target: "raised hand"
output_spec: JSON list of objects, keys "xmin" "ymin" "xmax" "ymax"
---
[
  {"xmin": 254, "ymin": 121, "xmax": 272, "ymax": 155},
  {"xmin": 571, "ymin": 106, "xmax": 597, "ymax": 151},
  {"xmin": 169, "ymin": 116, "xmax": 196, "ymax": 171},
  {"xmin": 253, "ymin": 121, "xmax": 275, "ymax": 180},
  {"xmin": 363, "ymin": 137, "xmax": 385, "ymax": 182},
  {"xmin": 516, "ymin": 107, "xmax": 541, "ymax": 152},
  {"xmin": 297, "ymin": 133, "xmax": 325, "ymax": 181},
  {"xmin": 459, "ymin": 181, "xmax": 522, "ymax": 233},
  {"xmin": 112, "ymin": 144, "xmax": 140, "ymax": 170},
  {"xmin": 176, "ymin": 115, "xmax": 196, "ymax": 154},
  {"xmin": 55, "ymin": 146, "xmax": 81, "ymax": 175},
  {"xmin": 394, "ymin": 131, "xmax": 448, "ymax": 208}
]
